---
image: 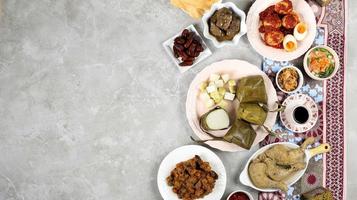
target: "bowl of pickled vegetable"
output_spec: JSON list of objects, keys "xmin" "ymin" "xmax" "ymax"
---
[{"xmin": 303, "ymin": 45, "xmax": 340, "ymax": 80}]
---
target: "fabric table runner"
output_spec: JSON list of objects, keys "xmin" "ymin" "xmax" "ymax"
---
[{"xmin": 259, "ymin": 0, "xmax": 346, "ymax": 199}]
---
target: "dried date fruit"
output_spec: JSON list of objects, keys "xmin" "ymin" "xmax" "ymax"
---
[
  {"xmin": 173, "ymin": 47, "xmax": 179, "ymax": 58},
  {"xmin": 178, "ymin": 50, "xmax": 189, "ymax": 61},
  {"xmin": 172, "ymin": 29, "xmax": 205, "ymax": 67},
  {"xmin": 183, "ymin": 56, "xmax": 195, "ymax": 62},
  {"xmin": 196, "ymin": 44, "xmax": 203, "ymax": 52},
  {"xmin": 188, "ymin": 43, "xmax": 197, "ymax": 56},
  {"xmin": 193, "ymin": 51, "xmax": 200, "ymax": 57},
  {"xmin": 174, "ymin": 43, "xmax": 184, "ymax": 51},
  {"xmin": 180, "ymin": 60, "xmax": 194, "ymax": 66},
  {"xmin": 184, "ymin": 37, "xmax": 194, "ymax": 48},
  {"xmin": 182, "ymin": 29, "xmax": 189, "ymax": 37},
  {"xmin": 174, "ymin": 37, "xmax": 186, "ymax": 45}
]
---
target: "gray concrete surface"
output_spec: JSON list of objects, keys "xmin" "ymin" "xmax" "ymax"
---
[{"xmin": 0, "ymin": 0, "xmax": 355, "ymax": 199}]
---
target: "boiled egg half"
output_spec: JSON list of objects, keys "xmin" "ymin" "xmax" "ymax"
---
[
  {"xmin": 294, "ymin": 22, "xmax": 308, "ymax": 41},
  {"xmin": 283, "ymin": 34, "xmax": 297, "ymax": 52}
]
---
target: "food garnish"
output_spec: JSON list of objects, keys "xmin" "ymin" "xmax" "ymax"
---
[
  {"xmin": 166, "ymin": 155, "xmax": 218, "ymax": 200},
  {"xmin": 248, "ymin": 137, "xmax": 315, "ymax": 191},
  {"xmin": 200, "ymin": 107, "xmax": 230, "ymax": 131},
  {"xmin": 258, "ymin": 0, "xmax": 308, "ymax": 51},
  {"xmin": 208, "ymin": 7, "xmax": 241, "ymax": 42},
  {"xmin": 278, "ymin": 67, "xmax": 299, "ymax": 92},
  {"xmin": 173, "ymin": 29, "xmax": 204, "ymax": 67},
  {"xmin": 307, "ymin": 47, "xmax": 335, "ymax": 78}
]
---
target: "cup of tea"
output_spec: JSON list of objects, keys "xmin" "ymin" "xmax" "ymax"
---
[{"xmin": 279, "ymin": 94, "xmax": 319, "ymax": 133}]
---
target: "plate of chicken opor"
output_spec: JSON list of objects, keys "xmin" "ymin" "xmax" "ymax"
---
[
  {"xmin": 246, "ymin": 0, "xmax": 316, "ymax": 61},
  {"xmin": 239, "ymin": 137, "xmax": 331, "ymax": 192}
]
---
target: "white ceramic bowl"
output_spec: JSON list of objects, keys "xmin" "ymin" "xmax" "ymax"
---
[
  {"xmin": 226, "ymin": 190, "xmax": 253, "ymax": 200},
  {"xmin": 275, "ymin": 66, "xmax": 304, "ymax": 94},
  {"xmin": 202, "ymin": 2, "xmax": 247, "ymax": 48},
  {"xmin": 303, "ymin": 45, "xmax": 340, "ymax": 81}
]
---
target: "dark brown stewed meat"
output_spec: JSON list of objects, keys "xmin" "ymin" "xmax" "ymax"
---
[{"xmin": 208, "ymin": 7, "xmax": 241, "ymax": 42}]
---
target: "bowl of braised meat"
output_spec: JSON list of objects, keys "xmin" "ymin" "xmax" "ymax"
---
[{"xmin": 202, "ymin": 2, "xmax": 247, "ymax": 48}]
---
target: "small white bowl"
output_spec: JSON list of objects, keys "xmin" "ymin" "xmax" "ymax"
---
[
  {"xmin": 275, "ymin": 66, "xmax": 304, "ymax": 94},
  {"xmin": 303, "ymin": 45, "xmax": 340, "ymax": 81},
  {"xmin": 226, "ymin": 190, "xmax": 253, "ymax": 200},
  {"xmin": 162, "ymin": 24, "xmax": 212, "ymax": 73},
  {"xmin": 202, "ymin": 2, "xmax": 247, "ymax": 48}
]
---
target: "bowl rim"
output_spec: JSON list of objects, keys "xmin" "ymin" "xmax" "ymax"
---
[
  {"xmin": 275, "ymin": 65, "xmax": 304, "ymax": 94},
  {"xmin": 303, "ymin": 45, "xmax": 340, "ymax": 81},
  {"xmin": 201, "ymin": 2, "xmax": 247, "ymax": 48},
  {"xmin": 226, "ymin": 190, "xmax": 254, "ymax": 200}
]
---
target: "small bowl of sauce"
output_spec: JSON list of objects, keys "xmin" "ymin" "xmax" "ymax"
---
[{"xmin": 227, "ymin": 190, "xmax": 253, "ymax": 200}]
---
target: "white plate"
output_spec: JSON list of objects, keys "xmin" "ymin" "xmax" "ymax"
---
[
  {"xmin": 202, "ymin": 2, "xmax": 247, "ymax": 48},
  {"xmin": 280, "ymin": 93, "xmax": 318, "ymax": 133},
  {"xmin": 246, "ymin": 0, "xmax": 317, "ymax": 61},
  {"xmin": 186, "ymin": 59, "xmax": 278, "ymax": 152},
  {"xmin": 157, "ymin": 145, "xmax": 226, "ymax": 200},
  {"xmin": 162, "ymin": 24, "xmax": 212, "ymax": 73}
]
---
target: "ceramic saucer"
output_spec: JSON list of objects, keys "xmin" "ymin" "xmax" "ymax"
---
[{"xmin": 280, "ymin": 94, "xmax": 318, "ymax": 133}]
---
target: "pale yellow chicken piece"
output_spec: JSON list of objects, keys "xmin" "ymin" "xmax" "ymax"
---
[
  {"xmin": 248, "ymin": 161, "xmax": 288, "ymax": 192},
  {"xmin": 265, "ymin": 137, "xmax": 315, "ymax": 165},
  {"xmin": 264, "ymin": 157, "xmax": 306, "ymax": 181}
]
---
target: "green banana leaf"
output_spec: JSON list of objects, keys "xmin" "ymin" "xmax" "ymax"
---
[
  {"xmin": 223, "ymin": 119, "xmax": 257, "ymax": 150},
  {"xmin": 237, "ymin": 103, "xmax": 268, "ymax": 126},
  {"xmin": 236, "ymin": 75, "xmax": 268, "ymax": 104},
  {"xmin": 191, "ymin": 75, "xmax": 281, "ymax": 149}
]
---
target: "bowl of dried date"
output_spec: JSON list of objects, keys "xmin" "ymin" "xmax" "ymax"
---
[{"xmin": 163, "ymin": 24, "xmax": 212, "ymax": 73}]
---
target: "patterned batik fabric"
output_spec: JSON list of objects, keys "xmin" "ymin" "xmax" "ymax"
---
[{"xmin": 258, "ymin": 0, "xmax": 346, "ymax": 198}]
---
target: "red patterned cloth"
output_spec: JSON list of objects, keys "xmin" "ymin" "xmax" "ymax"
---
[{"xmin": 259, "ymin": 0, "xmax": 346, "ymax": 199}]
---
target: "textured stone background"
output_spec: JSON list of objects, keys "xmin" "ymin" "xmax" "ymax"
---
[{"xmin": 0, "ymin": 0, "xmax": 355, "ymax": 199}]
